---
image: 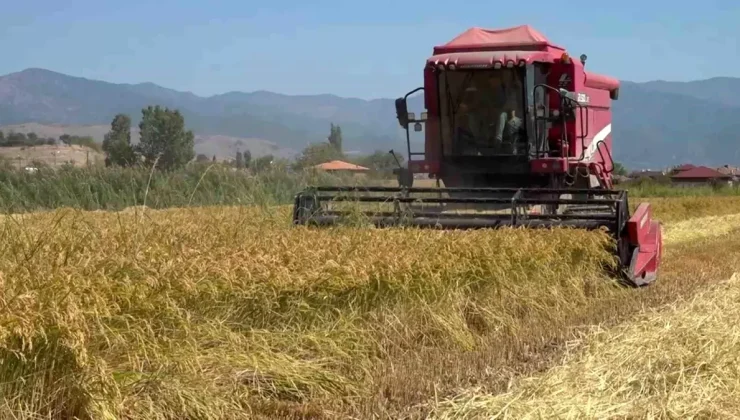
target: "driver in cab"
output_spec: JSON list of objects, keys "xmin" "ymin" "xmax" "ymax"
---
[{"xmin": 484, "ymin": 72, "xmax": 524, "ymax": 152}]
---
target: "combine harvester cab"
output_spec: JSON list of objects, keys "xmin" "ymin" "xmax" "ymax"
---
[{"xmin": 292, "ymin": 25, "xmax": 662, "ymax": 287}]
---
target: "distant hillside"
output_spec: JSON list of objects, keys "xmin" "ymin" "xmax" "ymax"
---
[
  {"xmin": 0, "ymin": 68, "xmax": 401, "ymax": 155},
  {"xmin": 1, "ymin": 68, "xmax": 739, "ymax": 169},
  {"xmin": 637, "ymin": 77, "xmax": 740, "ymax": 108},
  {"xmin": 611, "ymin": 82, "xmax": 740, "ymax": 168}
]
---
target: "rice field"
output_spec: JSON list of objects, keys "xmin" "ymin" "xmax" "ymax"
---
[{"xmin": 2, "ymin": 196, "xmax": 740, "ymax": 419}]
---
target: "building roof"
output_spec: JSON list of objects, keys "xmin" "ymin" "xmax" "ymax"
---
[
  {"xmin": 671, "ymin": 166, "xmax": 732, "ymax": 179},
  {"xmin": 313, "ymin": 160, "xmax": 369, "ymax": 171}
]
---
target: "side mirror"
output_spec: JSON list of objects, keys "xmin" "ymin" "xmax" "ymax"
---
[
  {"xmin": 610, "ymin": 88, "xmax": 619, "ymax": 100},
  {"xmin": 395, "ymin": 98, "xmax": 409, "ymax": 128}
]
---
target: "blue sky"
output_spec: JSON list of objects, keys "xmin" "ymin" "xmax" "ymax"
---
[{"xmin": 1, "ymin": 0, "xmax": 738, "ymax": 99}]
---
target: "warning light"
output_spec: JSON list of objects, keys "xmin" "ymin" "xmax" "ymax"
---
[{"xmin": 561, "ymin": 53, "xmax": 571, "ymax": 64}]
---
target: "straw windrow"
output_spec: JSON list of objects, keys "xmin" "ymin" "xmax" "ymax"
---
[{"xmin": 428, "ymin": 273, "xmax": 740, "ymax": 419}]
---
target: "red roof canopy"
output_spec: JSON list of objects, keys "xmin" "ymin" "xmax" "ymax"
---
[
  {"xmin": 433, "ymin": 25, "xmax": 564, "ymax": 54},
  {"xmin": 428, "ymin": 25, "xmax": 566, "ymax": 71},
  {"xmin": 426, "ymin": 24, "xmax": 620, "ymax": 92},
  {"xmin": 671, "ymin": 166, "xmax": 731, "ymax": 179}
]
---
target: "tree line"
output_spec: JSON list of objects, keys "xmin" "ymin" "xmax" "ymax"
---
[
  {"xmin": 103, "ymin": 106, "xmax": 406, "ymax": 174},
  {"xmin": 102, "ymin": 106, "xmax": 284, "ymax": 173},
  {"xmin": 4, "ymin": 105, "xmax": 405, "ymax": 175},
  {"xmin": 0, "ymin": 131, "xmax": 100, "ymax": 150}
]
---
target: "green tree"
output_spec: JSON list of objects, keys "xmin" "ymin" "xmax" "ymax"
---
[
  {"xmin": 613, "ymin": 161, "xmax": 628, "ymax": 176},
  {"xmin": 212, "ymin": 155, "xmax": 217, "ymax": 162},
  {"xmin": 102, "ymin": 114, "xmax": 137, "ymax": 167},
  {"xmin": 196, "ymin": 153, "xmax": 210, "ymax": 163},
  {"xmin": 243, "ymin": 149, "xmax": 252, "ymax": 168},
  {"xmin": 295, "ymin": 142, "xmax": 344, "ymax": 169},
  {"xmin": 235, "ymin": 151, "xmax": 244, "ymax": 169},
  {"xmin": 66, "ymin": 135, "xmax": 100, "ymax": 151},
  {"xmin": 252, "ymin": 154, "xmax": 274, "ymax": 172},
  {"xmin": 328, "ymin": 123, "xmax": 343, "ymax": 152},
  {"xmin": 136, "ymin": 106, "xmax": 195, "ymax": 170},
  {"xmin": 6, "ymin": 132, "xmax": 28, "ymax": 147}
]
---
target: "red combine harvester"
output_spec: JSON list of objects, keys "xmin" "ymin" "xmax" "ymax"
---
[{"xmin": 293, "ymin": 25, "xmax": 662, "ymax": 286}]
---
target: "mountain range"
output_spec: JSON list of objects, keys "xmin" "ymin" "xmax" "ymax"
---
[{"xmin": 1, "ymin": 67, "xmax": 739, "ymax": 169}]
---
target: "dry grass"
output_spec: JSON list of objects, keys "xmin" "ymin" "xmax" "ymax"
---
[
  {"xmin": 0, "ymin": 198, "xmax": 739, "ymax": 418},
  {"xmin": 428, "ymin": 272, "xmax": 740, "ymax": 419}
]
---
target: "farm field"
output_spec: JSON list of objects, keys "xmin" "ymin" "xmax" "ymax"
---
[
  {"xmin": 3, "ymin": 196, "xmax": 740, "ymax": 419},
  {"xmin": 0, "ymin": 144, "xmax": 104, "ymax": 168}
]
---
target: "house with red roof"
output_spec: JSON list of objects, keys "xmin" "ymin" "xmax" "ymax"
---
[{"xmin": 670, "ymin": 165, "xmax": 733, "ymax": 187}]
